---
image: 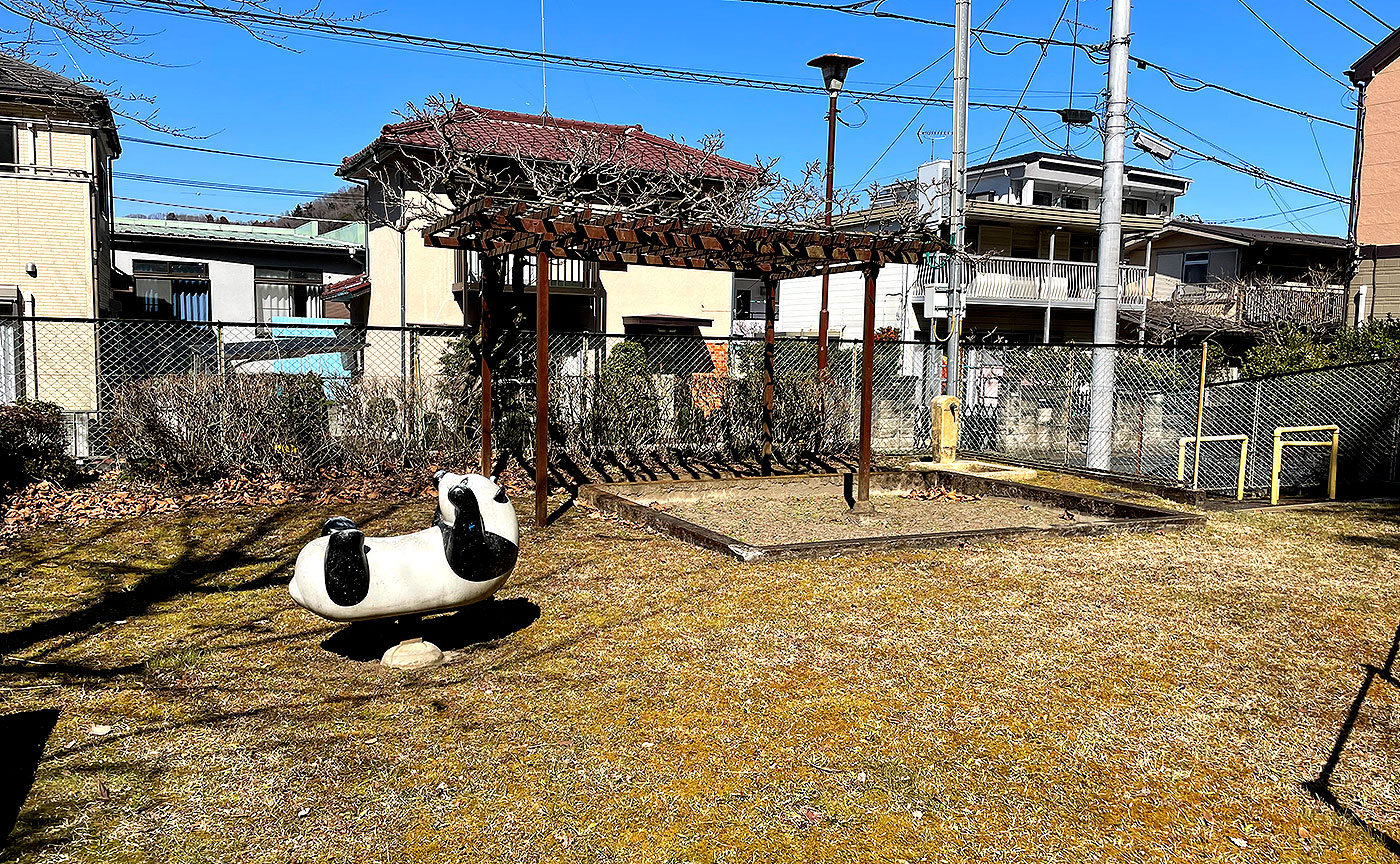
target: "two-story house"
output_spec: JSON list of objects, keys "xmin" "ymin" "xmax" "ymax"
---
[
  {"xmin": 1347, "ymin": 27, "xmax": 1400, "ymax": 321},
  {"xmin": 337, "ymin": 104, "xmax": 757, "ymax": 339},
  {"xmin": 754, "ymin": 151, "xmax": 1191, "ymax": 345},
  {"xmin": 0, "ymin": 53, "xmax": 119, "ymax": 416}
]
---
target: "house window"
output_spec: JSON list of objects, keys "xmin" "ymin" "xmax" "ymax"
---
[
  {"xmin": 0, "ymin": 124, "xmax": 14, "ymax": 172},
  {"xmin": 1062, "ymin": 195, "xmax": 1090, "ymax": 211},
  {"xmin": 254, "ymin": 267, "xmax": 323, "ymax": 323},
  {"xmin": 132, "ymin": 259, "xmax": 211, "ymax": 321},
  {"xmin": 1032, "ymin": 190, "xmax": 1053, "ymax": 207},
  {"xmin": 1123, "ymin": 198, "xmax": 1150, "ymax": 217},
  {"xmin": 1182, "ymin": 252, "xmax": 1210, "ymax": 284},
  {"xmin": 734, "ymin": 277, "xmax": 765, "ymax": 320}
]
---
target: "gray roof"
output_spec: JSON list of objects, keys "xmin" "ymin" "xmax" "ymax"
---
[
  {"xmin": 0, "ymin": 52, "xmax": 118, "ymax": 152},
  {"xmin": 0, "ymin": 51, "xmax": 112, "ymax": 111},
  {"xmin": 1141, "ymin": 219, "xmax": 1348, "ymax": 251},
  {"xmin": 114, "ymin": 218, "xmax": 364, "ymax": 251}
]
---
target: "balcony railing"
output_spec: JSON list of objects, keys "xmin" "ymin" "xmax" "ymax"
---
[{"xmin": 916, "ymin": 256, "xmax": 1150, "ymax": 309}]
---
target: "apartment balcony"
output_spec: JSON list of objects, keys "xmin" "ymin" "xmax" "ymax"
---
[{"xmin": 915, "ymin": 256, "xmax": 1150, "ymax": 313}]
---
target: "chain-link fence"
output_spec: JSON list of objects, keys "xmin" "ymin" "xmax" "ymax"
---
[
  {"xmin": 1186, "ymin": 360, "xmax": 1400, "ymax": 496},
  {"xmin": 956, "ymin": 345, "xmax": 1203, "ymax": 480},
  {"xmin": 0, "ymin": 316, "xmax": 943, "ymax": 477},
  {"xmin": 960, "ymin": 345, "xmax": 1400, "ymax": 497}
]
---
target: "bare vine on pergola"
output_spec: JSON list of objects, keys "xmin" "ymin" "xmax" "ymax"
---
[{"xmin": 358, "ymin": 94, "xmax": 939, "ymax": 241}]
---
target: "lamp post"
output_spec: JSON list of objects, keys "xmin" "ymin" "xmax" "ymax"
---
[{"xmin": 807, "ymin": 53, "xmax": 863, "ymax": 375}]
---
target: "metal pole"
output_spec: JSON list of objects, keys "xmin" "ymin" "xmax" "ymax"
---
[
  {"xmin": 479, "ymin": 257, "xmax": 493, "ymax": 475},
  {"xmin": 1191, "ymin": 342, "xmax": 1207, "ymax": 489},
  {"xmin": 1087, "ymin": 0, "xmax": 1131, "ymax": 470},
  {"xmin": 762, "ymin": 275, "xmax": 776, "ymax": 476},
  {"xmin": 399, "ymin": 225, "xmax": 408, "ymax": 387},
  {"xmin": 856, "ymin": 261, "xmax": 879, "ymax": 509},
  {"xmin": 817, "ymin": 90, "xmax": 838, "ymax": 375},
  {"xmin": 945, "ymin": 0, "xmax": 971, "ymax": 398},
  {"xmin": 535, "ymin": 248, "xmax": 550, "ymax": 528}
]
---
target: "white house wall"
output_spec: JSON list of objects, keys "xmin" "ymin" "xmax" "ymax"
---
[
  {"xmin": 774, "ymin": 264, "xmax": 918, "ymax": 338},
  {"xmin": 112, "ymin": 247, "xmax": 363, "ymax": 322}
]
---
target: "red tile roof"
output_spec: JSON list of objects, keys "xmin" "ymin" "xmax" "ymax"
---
[
  {"xmin": 340, "ymin": 104, "xmax": 759, "ymax": 181},
  {"xmin": 323, "ymin": 273, "xmax": 370, "ymax": 301}
]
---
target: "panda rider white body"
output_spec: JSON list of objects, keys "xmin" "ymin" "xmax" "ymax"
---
[{"xmin": 289, "ymin": 472, "xmax": 519, "ymax": 622}]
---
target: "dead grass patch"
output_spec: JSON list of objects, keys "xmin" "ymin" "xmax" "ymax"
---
[{"xmin": 0, "ymin": 480, "xmax": 1397, "ymax": 862}]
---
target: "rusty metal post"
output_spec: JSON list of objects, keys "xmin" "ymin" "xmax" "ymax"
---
[
  {"xmin": 535, "ymin": 248, "xmax": 550, "ymax": 528},
  {"xmin": 857, "ymin": 261, "xmax": 879, "ymax": 507},
  {"xmin": 762, "ymin": 274, "xmax": 777, "ymax": 476},
  {"xmin": 816, "ymin": 89, "xmax": 838, "ymax": 376},
  {"xmin": 479, "ymin": 255, "xmax": 494, "ymax": 476}
]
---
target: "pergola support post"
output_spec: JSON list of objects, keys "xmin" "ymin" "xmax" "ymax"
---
[
  {"xmin": 856, "ymin": 260, "xmax": 881, "ymax": 510},
  {"xmin": 535, "ymin": 248, "xmax": 550, "ymax": 528},
  {"xmin": 478, "ymin": 255, "xmax": 502, "ymax": 476},
  {"xmin": 761, "ymin": 274, "xmax": 777, "ymax": 477}
]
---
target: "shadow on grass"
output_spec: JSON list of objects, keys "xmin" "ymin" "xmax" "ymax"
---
[
  {"xmin": 321, "ymin": 597, "xmax": 542, "ymax": 662},
  {"xmin": 0, "ymin": 500, "xmax": 409, "ymax": 662},
  {"xmin": 1304, "ymin": 621, "xmax": 1400, "ymax": 857},
  {"xmin": 0, "ymin": 708, "xmax": 59, "ymax": 848}
]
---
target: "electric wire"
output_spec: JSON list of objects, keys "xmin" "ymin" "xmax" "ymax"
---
[
  {"xmin": 975, "ymin": 0, "xmax": 1072, "ymax": 179},
  {"xmin": 1233, "ymin": 0, "xmax": 1352, "ymax": 87},
  {"xmin": 104, "ymin": 0, "xmax": 1066, "ymax": 116},
  {"xmin": 115, "ymin": 196, "xmax": 361, "ymax": 223},
  {"xmin": 1344, "ymin": 0, "xmax": 1391, "ymax": 29},
  {"xmin": 115, "ymin": 171, "xmax": 342, "ymax": 198},
  {"xmin": 123, "ymin": 135, "xmax": 342, "ymax": 167},
  {"xmin": 1303, "ymin": 0, "xmax": 1376, "ymax": 44},
  {"xmin": 731, "ymin": 0, "xmax": 1356, "ymax": 129}
]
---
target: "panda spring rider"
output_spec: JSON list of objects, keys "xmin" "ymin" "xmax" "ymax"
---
[{"xmin": 289, "ymin": 472, "xmax": 519, "ymax": 622}]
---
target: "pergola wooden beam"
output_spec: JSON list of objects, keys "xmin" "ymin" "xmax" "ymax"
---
[{"xmin": 425, "ymin": 196, "xmax": 947, "ymax": 523}]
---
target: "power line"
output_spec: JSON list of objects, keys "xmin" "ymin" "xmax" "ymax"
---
[
  {"xmin": 733, "ymin": 0, "xmax": 1356, "ymax": 128},
  {"xmin": 979, "ymin": 0, "xmax": 1072, "ymax": 173},
  {"xmin": 728, "ymin": 0, "xmax": 1093, "ymax": 51},
  {"xmin": 1344, "ymin": 0, "xmax": 1391, "ymax": 30},
  {"xmin": 115, "ymin": 196, "xmax": 361, "ymax": 223},
  {"xmin": 1129, "ymin": 103, "xmax": 1346, "ymax": 202},
  {"xmin": 1129, "ymin": 57, "xmax": 1352, "ymax": 129},
  {"xmin": 1302, "ymin": 0, "xmax": 1376, "ymax": 45},
  {"xmin": 1234, "ymin": 0, "xmax": 1352, "ymax": 88},
  {"xmin": 850, "ymin": 0, "xmax": 1017, "ymax": 192},
  {"xmin": 114, "ymin": 171, "xmax": 342, "ymax": 198},
  {"xmin": 123, "ymin": 135, "xmax": 342, "ymax": 167},
  {"xmin": 1205, "ymin": 201, "xmax": 1335, "ymax": 224},
  {"xmin": 105, "ymin": 0, "xmax": 1066, "ymax": 116}
]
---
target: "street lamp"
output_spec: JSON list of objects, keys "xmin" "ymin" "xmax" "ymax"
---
[{"xmin": 807, "ymin": 53, "xmax": 863, "ymax": 374}]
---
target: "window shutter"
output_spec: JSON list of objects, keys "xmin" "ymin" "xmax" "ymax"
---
[
  {"xmin": 1156, "ymin": 252, "xmax": 1184, "ymax": 280},
  {"xmin": 1207, "ymin": 249, "xmax": 1239, "ymax": 282},
  {"xmin": 978, "ymin": 225, "xmax": 1013, "ymax": 255}
]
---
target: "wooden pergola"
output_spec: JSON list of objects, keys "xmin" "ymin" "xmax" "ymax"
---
[{"xmin": 424, "ymin": 196, "xmax": 948, "ymax": 527}]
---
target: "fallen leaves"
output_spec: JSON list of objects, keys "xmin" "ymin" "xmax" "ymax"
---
[{"xmin": 905, "ymin": 486, "xmax": 982, "ymax": 503}]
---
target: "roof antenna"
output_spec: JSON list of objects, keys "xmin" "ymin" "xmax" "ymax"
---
[{"xmin": 540, "ymin": 0, "xmax": 549, "ymax": 116}]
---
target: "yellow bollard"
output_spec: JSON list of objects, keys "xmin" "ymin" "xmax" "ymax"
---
[{"xmin": 931, "ymin": 396, "xmax": 961, "ymax": 464}]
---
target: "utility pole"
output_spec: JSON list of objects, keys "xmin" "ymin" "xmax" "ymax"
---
[
  {"xmin": 945, "ymin": 0, "xmax": 971, "ymax": 398},
  {"xmin": 1087, "ymin": 0, "xmax": 1131, "ymax": 470}
]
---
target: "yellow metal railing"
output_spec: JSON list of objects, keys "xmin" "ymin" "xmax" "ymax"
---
[
  {"xmin": 1270, "ymin": 425, "xmax": 1340, "ymax": 505},
  {"xmin": 1178, "ymin": 435, "xmax": 1249, "ymax": 500}
]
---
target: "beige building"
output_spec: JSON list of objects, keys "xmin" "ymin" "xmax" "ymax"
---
[
  {"xmin": 1348, "ymin": 29, "xmax": 1400, "ymax": 320},
  {"xmin": 337, "ymin": 105, "xmax": 751, "ymax": 341},
  {"xmin": 0, "ymin": 54, "xmax": 120, "ymax": 415}
]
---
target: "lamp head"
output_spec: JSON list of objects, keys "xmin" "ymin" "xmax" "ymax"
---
[{"xmin": 808, "ymin": 53, "xmax": 864, "ymax": 93}]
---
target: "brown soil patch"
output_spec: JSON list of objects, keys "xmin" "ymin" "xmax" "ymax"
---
[{"xmin": 668, "ymin": 491, "xmax": 1100, "ymax": 544}]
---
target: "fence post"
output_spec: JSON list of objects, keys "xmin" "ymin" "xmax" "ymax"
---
[
  {"xmin": 216, "ymin": 322, "xmax": 226, "ymax": 376},
  {"xmin": 1191, "ymin": 343, "xmax": 1207, "ymax": 489}
]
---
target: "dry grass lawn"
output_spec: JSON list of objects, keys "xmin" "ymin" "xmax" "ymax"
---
[{"xmin": 0, "ymin": 477, "xmax": 1397, "ymax": 862}]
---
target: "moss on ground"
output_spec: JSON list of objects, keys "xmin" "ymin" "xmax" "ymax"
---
[{"xmin": 0, "ymin": 483, "xmax": 1397, "ymax": 862}]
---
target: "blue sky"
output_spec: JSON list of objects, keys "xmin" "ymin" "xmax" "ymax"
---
[{"xmin": 14, "ymin": 0, "xmax": 1384, "ymax": 235}]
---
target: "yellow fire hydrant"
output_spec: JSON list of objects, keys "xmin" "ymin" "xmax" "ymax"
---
[{"xmin": 931, "ymin": 396, "xmax": 961, "ymax": 464}]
